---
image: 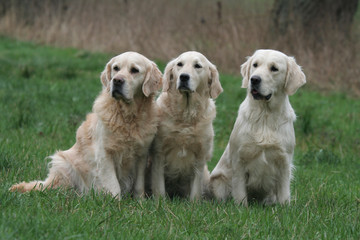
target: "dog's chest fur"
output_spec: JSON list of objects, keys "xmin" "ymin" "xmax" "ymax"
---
[
  {"xmin": 231, "ymin": 97, "xmax": 296, "ymax": 191},
  {"xmin": 161, "ymin": 122, "xmax": 205, "ymax": 176},
  {"xmin": 234, "ymin": 98, "xmax": 295, "ymax": 158},
  {"xmin": 93, "ymin": 91, "xmax": 157, "ymax": 183},
  {"xmin": 158, "ymin": 94, "xmax": 215, "ymax": 178}
]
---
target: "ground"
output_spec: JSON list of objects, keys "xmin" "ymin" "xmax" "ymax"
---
[{"xmin": 0, "ymin": 37, "xmax": 359, "ymax": 239}]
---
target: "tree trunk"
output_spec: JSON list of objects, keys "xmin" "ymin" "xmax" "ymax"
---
[{"xmin": 272, "ymin": 0, "xmax": 359, "ymax": 41}]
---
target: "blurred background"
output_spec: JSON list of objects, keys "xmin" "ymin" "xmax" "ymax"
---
[{"xmin": 0, "ymin": 0, "xmax": 359, "ymax": 95}]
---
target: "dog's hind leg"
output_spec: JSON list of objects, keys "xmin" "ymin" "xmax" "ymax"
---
[
  {"xmin": 209, "ymin": 144, "xmax": 232, "ymax": 201},
  {"xmin": 209, "ymin": 173, "xmax": 231, "ymax": 201}
]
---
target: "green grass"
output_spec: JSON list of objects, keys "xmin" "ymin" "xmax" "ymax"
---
[{"xmin": 1, "ymin": 36, "xmax": 359, "ymax": 239}]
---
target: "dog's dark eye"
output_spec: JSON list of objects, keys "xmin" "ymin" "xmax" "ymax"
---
[
  {"xmin": 253, "ymin": 63, "xmax": 258, "ymax": 68},
  {"xmin": 130, "ymin": 67, "xmax": 139, "ymax": 74},
  {"xmin": 177, "ymin": 62, "xmax": 183, "ymax": 67},
  {"xmin": 194, "ymin": 63, "xmax": 202, "ymax": 69},
  {"xmin": 270, "ymin": 66, "xmax": 278, "ymax": 72},
  {"xmin": 113, "ymin": 66, "xmax": 120, "ymax": 71}
]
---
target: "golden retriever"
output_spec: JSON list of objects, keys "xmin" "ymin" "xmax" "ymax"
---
[
  {"xmin": 210, "ymin": 49, "xmax": 306, "ymax": 206},
  {"xmin": 151, "ymin": 51, "xmax": 223, "ymax": 200},
  {"xmin": 10, "ymin": 52, "xmax": 162, "ymax": 198}
]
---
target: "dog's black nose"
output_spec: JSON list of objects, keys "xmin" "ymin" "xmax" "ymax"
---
[
  {"xmin": 113, "ymin": 77, "xmax": 125, "ymax": 85},
  {"xmin": 180, "ymin": 73, "xmax": 190, "ymax": 82},
  {"xmin": 251, "ymin": 76, "xmax": 261, "ymax": 85}
]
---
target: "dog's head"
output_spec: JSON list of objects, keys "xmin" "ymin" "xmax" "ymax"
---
[
  {"xmin": 241, "ymin": 49, "xmax": 306, "ymax": 101},
  {"xmin": 100, "ymin": 52, "xmax": 162, "ymax": 103},
  {"xmin": 162, "ymin": 51, "xmax": 223, "ymax": 99}
]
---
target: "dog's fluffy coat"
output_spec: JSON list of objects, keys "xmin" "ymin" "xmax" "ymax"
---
[
  {"xmin": 210, "ymin": 49, "xmax": 306, "ymax": 205},
  {"xmin": 151, "ymin": 51, "xmax": 223, "ymax": 200},
  {"xmin": 10, "ymin": 52, "xmax": 162, "ymax": 198}
]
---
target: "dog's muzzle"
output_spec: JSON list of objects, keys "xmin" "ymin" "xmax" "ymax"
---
[
  {"xmin": 250, "ymin": 76, "xmax": 272, "ymax": 101},
  {"xmin": 178, "ymin": 73, "xmax": 192, "ymax": 93},
  {"xmin": 111, "ymin": 77, "xmax": 130, "ymax": 103}
]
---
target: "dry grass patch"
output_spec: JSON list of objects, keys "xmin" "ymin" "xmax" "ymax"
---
[{"xmin": 0, "ymin": 0, "xmax": 359, "ymax": 95}]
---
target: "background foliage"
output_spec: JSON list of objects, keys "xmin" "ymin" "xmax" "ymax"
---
[{"xmin": 1, "ymin": 0, "xmax": 359, "ymax": 95}]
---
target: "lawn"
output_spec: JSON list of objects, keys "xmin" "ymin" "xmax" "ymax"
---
[{"xmin": 0, "ymin": 37, "xmax": 359, "ymax": 239}]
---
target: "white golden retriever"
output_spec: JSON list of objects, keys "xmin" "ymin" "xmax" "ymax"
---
[
  {"xmin": 151, "ymin": 51, "xmax": 223, "ymax": 200},
  {"xmin": 210, "ymin": 49, "xmax": 306, "ymax": 206},
  {"xmin": 10, "ymin": 52, "xmax": 162, "ymax": 198}
]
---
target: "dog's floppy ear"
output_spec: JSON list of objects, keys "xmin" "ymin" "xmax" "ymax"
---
[
  {"xmin": 142, "ymin": 61, "xmax": 163, "ymax": 97},
  {"xmin": 285, "ymin": 57, "xmax": 306, "ymax": 95},
  {"xmin": 162, "ymin": 58, "xmax": 176, "ymax": 92},
  {"xmin": 100, "ymin": 58, "xmax": 113, "ymax": 88},
  {"xmin": 208, "ymin": 63, "xmax": 223, "ymax": 99},
  {"xmin": 240, "ymin": 56, "xmax": 252, "ymax": 88}
]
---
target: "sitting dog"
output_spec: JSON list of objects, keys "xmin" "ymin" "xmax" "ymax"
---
[
  {"xmin": 151, "ymin": 51, "xmax": 223, "ymax": 200},
  {"xmin": 210, "ymin": 49, "xmax": 306, "ymax": 206},
  {"xmin": 10, "ymin": 52, "xmax": 162, "ymax": 198}
]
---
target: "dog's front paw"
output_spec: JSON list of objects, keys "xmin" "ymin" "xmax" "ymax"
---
[
  {"xmin": 277, "ymin": 195, "xmax": 291, "ymax": 205},
  {"xmin": 263, "ymin": 194, "xmax": 277, "ymax": 206},
  {"xmin": 233, "ymin": 194, "xmax": 248, "ymax": 207}
]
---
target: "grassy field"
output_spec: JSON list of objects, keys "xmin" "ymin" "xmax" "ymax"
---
[{"xmin": 1, "ymin": 37, "xmax": 359, "ymax": 239}]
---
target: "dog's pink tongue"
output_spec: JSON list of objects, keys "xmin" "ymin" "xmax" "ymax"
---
[{"xmin": 252, "ymin": 90, "xmax": 258, "ymax": 94}]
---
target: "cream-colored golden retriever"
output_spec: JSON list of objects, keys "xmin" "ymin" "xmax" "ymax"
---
[
  {"xmin": 151, "ymin": 51, "xmax": 223, "ymax": 200},
  {"xmin": 210, "ymin": 49, "xmax": 306, "ymax": 206},
  {"xmin": 10, "ymin": 52, "xmax": 162, "ymax": 198}
]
